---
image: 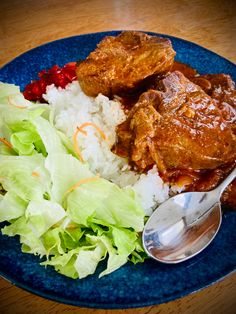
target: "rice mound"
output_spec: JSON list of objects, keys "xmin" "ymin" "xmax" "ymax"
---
[{"xmin": 44, "ymin": 81, "xmax": 170, "ymax": 215}]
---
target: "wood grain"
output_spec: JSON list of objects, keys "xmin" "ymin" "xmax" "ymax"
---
[
  {"xmin": 0, "ymin": 273, "xmax": 236, "ymax": 314},
  {"xmin": 0, "ymin": 0, "xmax": 236, "ymax": 313},
  {"xmin": 1, "ymin": 0, "xmax": 236, "ymax": 67}
]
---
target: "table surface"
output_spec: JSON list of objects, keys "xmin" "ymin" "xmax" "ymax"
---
[{"xmin": 0, "ymin": 0, "xmax": 236, "ymax": 313}]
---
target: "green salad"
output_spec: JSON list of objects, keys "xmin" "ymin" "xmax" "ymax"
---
[{"xmin": 0, "ymin": 82, "xmax": 146, "ymax": 279}]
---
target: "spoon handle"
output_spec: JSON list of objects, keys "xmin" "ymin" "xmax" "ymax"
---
[{"xmin": 215, "ymin": 167, "xmax": 236, "ymax": 196}]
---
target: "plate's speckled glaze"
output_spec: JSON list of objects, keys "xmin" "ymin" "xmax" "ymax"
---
[{"xmin": 0, "ymin": 31, "xmax": 235, "ymax": 309}]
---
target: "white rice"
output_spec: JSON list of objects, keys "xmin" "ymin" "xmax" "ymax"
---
[{"xmin": 44, "ymin": 81, "xmax": 170, "ymax": 215}]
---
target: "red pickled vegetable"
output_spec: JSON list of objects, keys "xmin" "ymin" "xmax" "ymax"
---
[{"xmin": 23, "ymin": 62, "xmax": 77, "ymax": 102}]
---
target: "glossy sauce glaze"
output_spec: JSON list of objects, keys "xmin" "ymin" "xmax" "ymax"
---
[{"xmin": 114, "ymin": 61, "xmax": 236, "ymax": 209}]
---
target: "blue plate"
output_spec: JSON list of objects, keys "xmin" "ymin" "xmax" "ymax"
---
[{"xmin": 0, "ymin": 31, "xmax": 235, "ymax": 309}]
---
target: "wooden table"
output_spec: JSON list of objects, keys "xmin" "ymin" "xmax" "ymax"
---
[{"xmin": 0, "ymin": 0, "xmax": 236, "ymax": 313}]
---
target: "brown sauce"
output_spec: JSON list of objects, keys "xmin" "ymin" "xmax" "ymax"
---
[
  {"xmin": 114, "ymin": 94, "xmax": 140, "ymax": 111},
  {"xmin": 164, "ymin": 163, "xmax": 236, "ymax": 210},
  {"xmin": 112, "ymin": 61, "xmax": 236, "ymax": 210},
  {"xmin": 170, "ymin": 61, "xmax": 198, "ymax": 78}
]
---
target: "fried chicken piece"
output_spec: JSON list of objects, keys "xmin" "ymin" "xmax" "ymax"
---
[
  {"xmin": 76, "ymin": 31, "xmax": 175, "ymax": 97},
  {"xmin": 113, "ymin": 71, "xmax": 236, "ymax": 172}
]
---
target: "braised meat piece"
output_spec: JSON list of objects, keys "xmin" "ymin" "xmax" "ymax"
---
[
  {"xmin": 190, "ymin": 74, "xmax": 236, "ymax": 134},
  {"xmin": 76, "ymin": 31, "xmax": 175, "ymax": 97},
  {"xmin": 192, "ymin": 73, "xmax": 235, "ymax": 96},
  {"xmin": 170, "ymin": 65, "xmax": 236, "ymax": 125},
  {"xmin": 173, "ymin": 71, "xmax": 235, "ymax": 120},
  {"xmin": 113, "ymin": 71, "xmax": 236, "ymax": 173}
]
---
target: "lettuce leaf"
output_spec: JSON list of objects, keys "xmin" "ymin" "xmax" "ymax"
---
[
  {"xmin": 67, "ymin": 179, "xmax": 144, "ymax": 231},
  {"xmin": 2, "ymin": 216, "xmax": 47, "ymax": 257},
  {"xmin": 74, "ymin": 242, "xmax": 106, "ymax": 279},
  {"xmin": 30, "ymin": 116, "xmax": 66, "ymax": 155},
  {"xmin": 25, "ymin": 200, "xmax": 66, "ymax": 237},
  {"xmin": 45, "ymin": 153, "xmax": 92, "ymax": 204},
  {"xmin": 0, "ymin": 154, "xmax": 50, "ymax": 201},
  {"xmin": 0, "ymin": 191, "xmax": 27, "ymax": 222}
]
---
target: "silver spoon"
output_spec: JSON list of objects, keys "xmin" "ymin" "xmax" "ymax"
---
[{"xmin": 142, "ymin": 167, "xmax": 236, "ymax": 264}]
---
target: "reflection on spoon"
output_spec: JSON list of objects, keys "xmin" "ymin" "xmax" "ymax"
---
[{"xmin": 142, "ymin": 168, "xmax": 236, "ymax": 263}]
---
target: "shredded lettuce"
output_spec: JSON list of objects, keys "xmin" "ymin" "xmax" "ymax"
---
[{"xmin": 0, "ymin": 82, "xmax": 147, "ymax": 279}]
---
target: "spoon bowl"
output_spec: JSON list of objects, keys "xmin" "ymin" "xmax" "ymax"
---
[{"xmin": 142, "ymin": 168, "xmax": 236, "ymax": 264}]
